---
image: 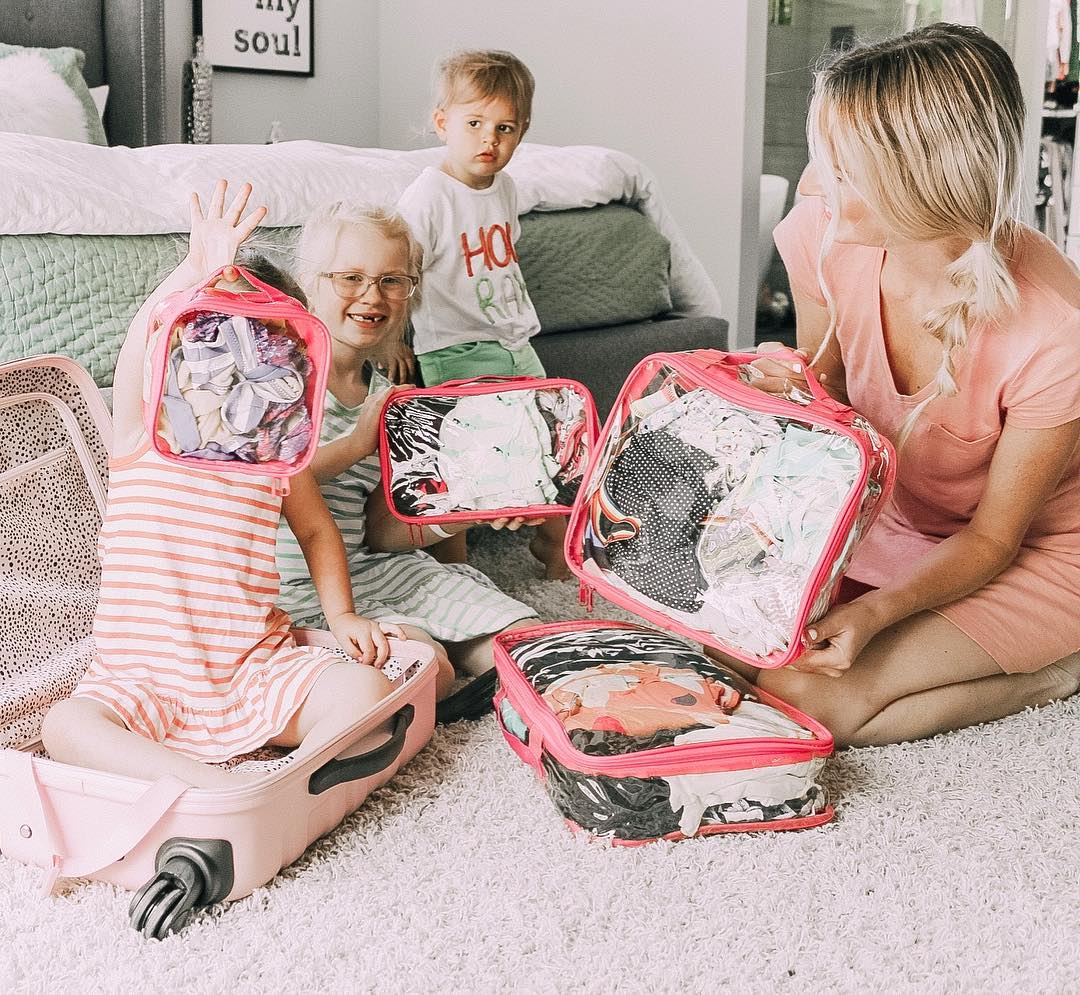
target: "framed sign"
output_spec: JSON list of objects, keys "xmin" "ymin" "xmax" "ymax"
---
[{"xmin": 195, "ymin": 0, "xmax": 314, "ymax": 77}]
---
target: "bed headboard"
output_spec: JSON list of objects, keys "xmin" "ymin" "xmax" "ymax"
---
[{"xmin": 0, "ymin": 0, "xmax": 166, "ymax": 147}]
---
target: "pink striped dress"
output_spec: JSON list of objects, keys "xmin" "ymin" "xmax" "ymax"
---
[{"xmin": 75, "ymin": 442, "xmax": 339, "ymax": 762}]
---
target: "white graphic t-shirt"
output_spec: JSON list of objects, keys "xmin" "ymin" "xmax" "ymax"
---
[{"xmin": 397, "ymin": 166, "xmax": 541, "ymax": 355}]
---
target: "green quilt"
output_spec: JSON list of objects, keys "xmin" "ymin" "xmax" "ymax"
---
[{"xmin": 0, "ymin": 205, "xmax": 671, "ymax": 387}]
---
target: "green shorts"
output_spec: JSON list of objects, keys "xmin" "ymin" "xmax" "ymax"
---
[{"xmin": 417, "ymin": 340, "xmax": 547, "ymax": 386}]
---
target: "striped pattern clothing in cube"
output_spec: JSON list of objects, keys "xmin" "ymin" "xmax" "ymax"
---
[
  {"xmin": 75, "ymin": 442, "xmax": 339, "ymax": 762},
  {"xmin": 276, "ymin": 382, "xmax": 535, "ymax": 641}
]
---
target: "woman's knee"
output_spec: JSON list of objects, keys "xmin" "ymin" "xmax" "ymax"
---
[{"xmin": 755, "ymin": 668, "xmax": 876, "ymax": 748}]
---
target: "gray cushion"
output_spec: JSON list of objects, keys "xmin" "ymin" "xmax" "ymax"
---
[
  {"xmin": 532, "ymin": 316, "xmax": 727, "ymax": 418},
  {"xmin": 517, "ymin": 204, "xmax": 672, "ymax": 333}
]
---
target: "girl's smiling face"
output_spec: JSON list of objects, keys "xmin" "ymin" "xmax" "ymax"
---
[{"xmin": 309, "ymin": 223, "xmax": 413, "ymax": 354}]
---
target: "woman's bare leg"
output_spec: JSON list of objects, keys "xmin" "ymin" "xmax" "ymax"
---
[{"xmin": 755, "ymin": 612, "xmax": 1080, "ymax": 747}]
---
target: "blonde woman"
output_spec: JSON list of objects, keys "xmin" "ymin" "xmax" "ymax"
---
[
  {"xmin": 275, "ymin": 202, "xmax": 541, "ymax": 721},
  {"xmin": 745, "ymin": 24, "xmax": 1080, "ymax": 745}
]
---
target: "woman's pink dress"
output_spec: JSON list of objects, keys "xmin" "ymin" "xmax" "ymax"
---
[{"xmin": 774, "ymin": 197, "xmax": 1080, "ymax": 673}]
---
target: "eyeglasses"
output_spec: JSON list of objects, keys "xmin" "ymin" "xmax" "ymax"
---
[{"xmin": 319, "ymin": 271, "xmax": 419, "ymax": 302}]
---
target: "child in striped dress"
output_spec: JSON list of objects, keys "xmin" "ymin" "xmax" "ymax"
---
[{"xmin": 42, "ymin": 181, "xmax": 402, "ymax": 788}]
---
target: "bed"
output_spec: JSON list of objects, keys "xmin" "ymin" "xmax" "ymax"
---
[{"xmin": 0, "ymin": 2, "xmax": 725, "ymax": 415}]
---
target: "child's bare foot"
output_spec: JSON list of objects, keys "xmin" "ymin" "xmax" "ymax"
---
[{"xmin": 530, "ymin": 534, "xmax": 572, "ymax": 580}]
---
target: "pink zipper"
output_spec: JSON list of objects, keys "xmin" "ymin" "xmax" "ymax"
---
[{"xmin": 493, "ymin": 620, "xmax": 834, "ymax": 778}]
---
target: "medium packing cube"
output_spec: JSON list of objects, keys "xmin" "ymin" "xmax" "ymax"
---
[
  {"xmin": 379, "ymin": 374, "xmax": 598, "ymax": 525},
  {"xmin": 492, "ymin": 347, "xmax": 895, "ymax": 842},
  {"xmin": 493, "ymin": 621, "xmax": 834, "ymax": 844},
  {"xmin": 145, "ymin": 265, "xmax": 331, "ymax": 483},
  {"xmin": 567, "ymin": 348, "xmax": 896, "ymax": 669},
  {"xmin": 0, "ymin": 356, "xmax": 439, "ymax": 939}
]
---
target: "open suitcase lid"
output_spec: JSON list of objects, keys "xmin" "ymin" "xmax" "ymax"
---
[
  {"xmin": 0, "ymin": 355, "xmax": 111, "ymax": 750},
  {"xmin": 564, "ymin": 348, "xmax": 896, "ymax": 670}
]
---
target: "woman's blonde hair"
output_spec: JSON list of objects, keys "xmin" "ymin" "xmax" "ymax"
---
[
  {"xmin": 294, "ymin": 200, "xmax": 424, "ymax": 315},
  {"xmin": 807, "ymin": 24, "xmax": 1024, "ymax": 445},
  {"xmin": 434, "ymin": 49, "xmax": 535, "ymax": 131}
]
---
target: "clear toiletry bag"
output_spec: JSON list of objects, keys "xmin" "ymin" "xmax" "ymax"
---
[
  {"xmin": 567, "ymin": 348, "xmax": 896, "ymax": 669},
  {"xmin": 145, "ymin": 265, "xmax": 331, "ymax": 480},
  {"xmin": 493, "ymin": 620, "xmax": 835, "ymax": 844},
  {"xmin": 379, "ymin": 375, "xmax": 598, "ymax": 524}
]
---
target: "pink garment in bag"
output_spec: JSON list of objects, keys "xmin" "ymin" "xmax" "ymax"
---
[{"xmin": 379, "ymin": 375, "xmax": 598, "ymax": 525}]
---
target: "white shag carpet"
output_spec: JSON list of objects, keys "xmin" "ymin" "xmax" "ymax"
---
[{"xmin": 2, "ymin": 529, "xmax": 1078, "ymax": 994}]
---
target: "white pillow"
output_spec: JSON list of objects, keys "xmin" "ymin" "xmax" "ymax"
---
[
  {"xmin": 89, "ymin": 84, "xmax": 109, "ymax": 120},
  {"xmin": 0, "ymin": 47, "xmax": 107, "ymax": 145}
]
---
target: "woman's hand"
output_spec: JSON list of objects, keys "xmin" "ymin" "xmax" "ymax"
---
[
  {"xmin": 791, "ymin": 596, "xmax": 890, "ymax": 678},
  {"xmin": 185, "ymin": 179, "xmax": 267, "ymax": 281},
  {"xmin": 376, "ymin": 340, "xmax": 417, "ymax": 384},
  {"xmin": 329, "ymin": 612, "xmax": 405, "ymax": 667},
  {"xmin": 745, "ymin": 343, "xmax": 828, "ymax": 398}
]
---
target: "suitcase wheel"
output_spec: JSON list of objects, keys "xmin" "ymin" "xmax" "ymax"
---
[{"xmin": 128, "ymin": 838, "xmax": 235, "ymax": 940}]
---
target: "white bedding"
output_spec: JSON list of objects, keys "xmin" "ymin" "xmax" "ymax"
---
[{"xmin": 0, "ymin": 134, "xmax": 721, "ymax": 317}]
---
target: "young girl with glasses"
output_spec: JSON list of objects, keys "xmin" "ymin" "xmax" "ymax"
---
[{"xmin": 277, "ymin": 201, "xmax": 541, "ymax": 722}]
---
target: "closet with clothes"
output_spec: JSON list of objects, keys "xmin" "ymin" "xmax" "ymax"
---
[{"xmin": 1039, "ymin": 0, "xmax": 1079, "ymax": 253}]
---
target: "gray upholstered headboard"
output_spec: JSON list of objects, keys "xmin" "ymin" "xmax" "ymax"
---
[{"xmin": 0, "ymin": 0, "xmax": 165, "ymax": 147}]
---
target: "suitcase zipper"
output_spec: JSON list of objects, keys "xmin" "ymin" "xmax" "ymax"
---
[{"xmin": 0, "ymin": 446, "xmax": 68, "ymax": 486}]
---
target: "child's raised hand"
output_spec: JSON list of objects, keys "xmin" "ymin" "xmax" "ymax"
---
[
  {"xmin": 329, "ymin": 612, "xmax": 405, "ymax": 667},
  {"xmin": 185, "ymin": 179, "xmax": 267, "ymax": 280}
]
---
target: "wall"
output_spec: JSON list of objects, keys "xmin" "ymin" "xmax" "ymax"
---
[
  {"xmin": 161, "ymin": 1, "xmax": 760, "ymax": 342},
  {"xmin": 164, "ymin": 0, "xmax": 380, "ymax": 147},
  {"xmin": 374, "ymin": 0, "xmax": 763, "ymax": 344}
]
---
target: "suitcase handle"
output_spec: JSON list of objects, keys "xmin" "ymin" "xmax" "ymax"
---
[{"xmin": 307, "ymin": 704, "xmax": 415, "ymax": 796}]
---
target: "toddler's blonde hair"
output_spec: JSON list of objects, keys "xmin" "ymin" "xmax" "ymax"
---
[
  {"xmin": 807, "ymin": 24, "xmax": 1024, "ymax": 445},
  {"xmin": 434, "ymin": 49, "xmax": 535, "ymax": 131},
  {"xmin": 294, "ymin": 201, "xmax": 424, "ymax": 315}
]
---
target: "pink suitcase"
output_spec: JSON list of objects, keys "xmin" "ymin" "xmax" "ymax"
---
[
  {"xmin": 0, "ymin": 355, "xmax": 438, "ymax": 938},
  {"xmin": 491, "ymin": 348, "xmax": 896, "ymax": 842},
  {"xmin": 379, "ymin": 374, "xmax": 598, "ymax": 527}
]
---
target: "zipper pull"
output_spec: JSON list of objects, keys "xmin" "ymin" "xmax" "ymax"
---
[
  {"xmin": 272, "ymin": 476, "xmax": 291, "ymax": 498},
  {"xmin": 578, "ymin": 582, "xmax": 594, "ymax": 613}
]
